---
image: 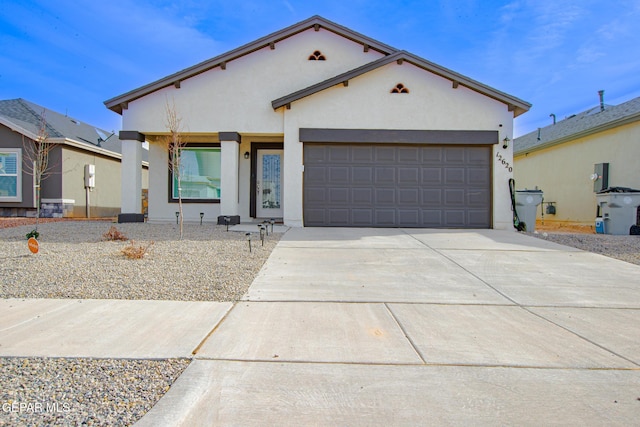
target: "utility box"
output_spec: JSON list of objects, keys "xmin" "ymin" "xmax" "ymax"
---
[
  {"xmin": 595, "ymin": 187, "xmax": 640, "ymax": 235},
  {"xmin": 515, "ymin": 189, "xmax": 544, "ymax": 232},
  {"xmin": 592, "ymin": 163, "xmax": 609, "ymax": 193},
  {"xmin": 84, "ymin": 164, "xmax": 95, "ymax": 188}
]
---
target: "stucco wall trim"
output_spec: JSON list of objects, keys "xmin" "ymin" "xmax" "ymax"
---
[
  {"xmin": 219, "ymin": 132, "xmax": 241, "ymax": 142},
  {"xmin": 119, "ymin": 131, "xmax": 146, "ymax": 142},
  {"xmin": 299, "ymin": 128, "xmax": 498, "ymax": 145}
]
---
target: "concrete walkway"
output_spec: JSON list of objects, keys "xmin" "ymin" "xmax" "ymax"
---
[{"xmin": 2, "ymin": 228, "xmax": 639, "ymax": 425}]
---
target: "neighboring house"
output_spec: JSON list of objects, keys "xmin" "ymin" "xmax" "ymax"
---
[
  {"xmin": 105, "ymin": 15, "xmax": 530, "ymax": 228},
  {"xmin": 0, "ymin": 98, "xmax": 149, "ymax": 218},
  {"xmin": 514, "ymin": 94, "xmax": 640, "ymax": 226}
]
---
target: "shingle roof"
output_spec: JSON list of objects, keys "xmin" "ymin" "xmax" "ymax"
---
[
  {"xmin": 0, "ymin": 98, "xmax": 125, "ymax": 157},
  {"xmin": 272, "ymin": 50, "xmax": 531, "ymax": 117},
  {"xmin": 514, "ymin": 95, "xmax": 640, "ymax": 155},
  {"xmin": 105, "ymin": 15, "xmax": 530, "ymax": 118}
]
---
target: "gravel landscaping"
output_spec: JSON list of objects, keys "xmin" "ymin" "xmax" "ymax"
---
[
  {"xmin": 0, "ymin": 220, "xmax": 281, "ymax": 426},
  {"xmin": 529, "ymin": 231, "xmax": 640, "ymax": 266},
  {"xmin": 0, "ymin": 220, "xmax": 280, "ymax": 301}
]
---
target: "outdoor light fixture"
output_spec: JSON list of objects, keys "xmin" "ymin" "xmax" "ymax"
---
[
  {"xmin": 175, "ymin": 211, "xmax": 179, "ymax": 224},
  {"xmin": 270, "ymin": 218, "xmax": 275, "ymax": 233},
  {"xmin": 263, "ymin": 220, "xmax": 270, "ymax": 236},
  {"xmin": 259, "ymin": 224, "xmax": 266, "ymax": 245},
  {"xmin": 246, "ymin": 232, "xmax": 252, "ymax": 252},
  {"xmin": 224, "ymin": 216, "xmax": 230, "ymax": 231},
  {"xmin": 244, "ymin": 151, "xmax": 250, "ymax": 159},
  {"xmin": 200, "ymin": 212, "xmax": 204, "ymax": 225},
  {"xmin": 502, "ymin": 137, "xmax": 510, "ymax": 149}
]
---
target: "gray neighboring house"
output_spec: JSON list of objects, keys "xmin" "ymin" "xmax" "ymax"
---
[
  {"xmin": 0, "ymin": 98, "xmax": 148, "ymax": 218},
  {"xmin": 514, "ymin": 94, "xmax": 640, "ymax": 225}
]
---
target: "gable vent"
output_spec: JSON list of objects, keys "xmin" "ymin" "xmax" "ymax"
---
[
  {"xmin": 308, "ymin": 50, "xmax": 326, "ymax": 61},
  {"xmin": 391, "ymin": 83, "xmax": 409, "ymax": 94}
]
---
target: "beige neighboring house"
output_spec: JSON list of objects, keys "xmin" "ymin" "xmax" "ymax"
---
[
  {"xmin": 106, "ymin": 15, "xmax": 530, "ymax": 228},
  {"xmin": 0, "ymin": 98, "xmax": 149, "ymax": 218},
  {"xmin": 514, "ymin": 94, "xmax": 640, "ymax": 226}
]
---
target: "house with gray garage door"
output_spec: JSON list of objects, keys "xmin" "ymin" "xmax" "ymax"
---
[{"xmin": 105, "ymin": 15, "xmax": 530, "ymax": 228}]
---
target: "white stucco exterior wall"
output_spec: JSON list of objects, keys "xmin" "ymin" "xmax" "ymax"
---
[
  {"xmin": 282, "ymin": 61, "xmax": 515, "ymax": 229},
  {"xmin": 122, "ymin": 28, "xmax": 385, "ymax": 134},
  {"xmin": 117, "ymin": 25, "xmax": 521, "ymax": 228}
]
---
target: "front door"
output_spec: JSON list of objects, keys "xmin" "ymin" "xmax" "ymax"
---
[{"xmin": 256, "ymin": 149, "xmax": 284, "ymax": 218}]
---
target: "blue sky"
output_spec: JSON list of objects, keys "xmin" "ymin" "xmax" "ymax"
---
[{"xmin": 1, "ymin": 0, "xmax": 639, "ymax": 137}]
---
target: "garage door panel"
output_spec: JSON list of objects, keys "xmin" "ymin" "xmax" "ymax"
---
[
  {"xmin": 468, "ymin": 189, "xmax": 490, "ymax": 206},
  {"xmin": 422, "ymin": 189, "xmax": 442, "ymax": 205},
  {"xmin": 304, "ymin": 187, "xmax": 326, "ymax": 203},
  {"xmin": 375, "ymin": 146, "xmax": 396, "ymax": 162},
  {"xmin": 398, "ymin": 167, "xmax": 419, "ymax": 184},
  {"xmin": 445, "ymin": 147, "xmax": 465, "ymax": 163},
  {"xmin": 329, "ymin": 166, "xmax": 349, "ymax": 183},
  {"xmin": 444, "ymin": 210, "xmax": 466, "ymax": 227},
  {"xmin": 445, "ymin": 168, "xmax": 465, "ymax": 185},
  {"xmin": 375, "ymin": 167, "xmax": 395, "ymax": 184},
  {"xmin": 398, "ymin": 147, "xmax": 420, "ymax": 162},
  {"xmin": 422, "ymin": 210, "xmax": 443, "ymax": 226},
  {"xmin": 375, "ymin": 188, "xmax": 395, "ymax": 204},
  {"xmin": 467, "ymin": 147, "xmax": 491, "ymax": 164},
  {"xmin": 352, "ymin": 209, "xmax": 373, "ymax": 225},
  {"xmin": 375, "ymin": 210, "xmax": 396, "ymax": 225},
  {"xmin": 352, "ymin": 146, "xmax": 374, "ymax": 162},
  {"xmin": 352, "ymin": 167, "xmax": 372, "ymax": 183},
  {"xmin": 444, "ymin": 189, "xmax": 465, "ymax": 205},
  {"xmin": 422, "ymin": 147, "xmax": 443, "ymax": 162},
  {"xmin": 468, "ymin": 210, "xmax": 491, "ymax": 227},
  {"xmin": 352, "ymin": 188, "xmax": 373, "ymax": 203},
  {"xmin": 329, "ymin": 146, "xmax": 350, "ymax": 162},
  {"xmin": 329, "ymin": 188, "xmax": 349, "ymax": 203},
  {"xmin": 398, "ymin": 209, "xmax": 419, "ymax": 226},
  {"xmin": 304, "ymin": 143, "xmax": 491, "ymax": 228},
  {"xmin": 422, "ymin": 168, "xmax": 442, "ymax": 184},
  {"xmin": 329, "ymin": 209, "xmax": 350, "ymax": 225},
  {"xmin": 467, "ymin": 167, "xmax": 490, "ymax": 185},
  {"xmin": 398, "ymin": 188, "xmax": 419, "ymax": 204}
]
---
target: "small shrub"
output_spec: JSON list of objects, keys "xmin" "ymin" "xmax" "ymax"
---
[
  {"xmin": 103, "ymin": 226, "xmax": 128, "ymax": 241},
  {"xmin": 121, "ymin": 240, "xmax": 154, "ymax": 259},
  {"xmin": 26, "ymin": 229, "xmax": 39, "ymax": 240}
]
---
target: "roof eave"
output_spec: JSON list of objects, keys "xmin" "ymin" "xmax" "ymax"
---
[
  {"xmin": 272, "ymin": 50, "xmax": 531, "ymax": 115},
  {"xmin": 104, "ymin": 15, "xmax": 397, "ymax": 115},
  {"xmin": 514, "ymin": 111, "xmax": 640, "ymax": 156}
]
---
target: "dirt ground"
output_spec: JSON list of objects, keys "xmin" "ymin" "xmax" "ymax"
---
[
  {"xmin": 534, "ymin": 221, "xmax": 596, "ymax": 234},
  {"xmin": 0, "ymin": 217, "xmax": 113, "ymax": 229}
]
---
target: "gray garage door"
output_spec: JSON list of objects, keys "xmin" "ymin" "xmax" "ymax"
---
[{"xmin": 303, "ymin": 144, "xmax": 492, "ymax": 228}]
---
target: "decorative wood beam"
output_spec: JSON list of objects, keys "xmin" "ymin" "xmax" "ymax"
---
[
  {"xmin": 342, "ymin": 81, "xmax": 349, "ymax": 87},
  {"xmin": 452, "ymin": 81, "xmax": 459, "ymax": 89},
  {"xmin": 120, "ymin": 102, "xmax": 128, "ymax": 111},
  {"xmin": 269, "ymin": 42, "xmax": 275, "ymax": 50},
  {"xmin": 220, "ymin": 62, "xmax": 227, "ymax": 70},
  {"xmin": 174, "ymin": 81, "xmax": 181, "ymax": 89},
  {"xmin": 396, "ymin": 58, "xmax": 404, "ymax": 65},
  {"xmin": 314, "ymin": 24, "xmax": 320, "ymax": 31},
  {"xmin": 363, "ymin": 44, "xmax": 369, "ymax": 52}
]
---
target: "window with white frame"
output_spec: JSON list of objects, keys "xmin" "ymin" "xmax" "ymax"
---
[
  {"xmin": 0, "ymin": 149, "xmax": 21, "ymax": 202},
  {"xmin": 169, "ymin": 145, "xmax": 221, "ymax": 202}
]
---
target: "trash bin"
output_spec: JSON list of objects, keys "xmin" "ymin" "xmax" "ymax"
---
[
  {"xmin": 515, "ymin": 189, "xmax": 544, "ymax": 232},
  {"xmin": 595, "ymin": 187, "xmax": 640, "ymax": 235}
]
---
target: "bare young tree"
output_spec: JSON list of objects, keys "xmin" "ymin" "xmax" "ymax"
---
[
  {"xmin": 22, "ymin": 110, "xmax": 58, "ymax": 232},
  {"xmin": 163, "ymin": 98, "xmax": 187, "ymax": 239}
]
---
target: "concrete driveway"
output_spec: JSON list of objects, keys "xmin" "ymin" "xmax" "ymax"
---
[{"xmin": 138, "ymin": 228, "xmax": 640, "ymax": 426}]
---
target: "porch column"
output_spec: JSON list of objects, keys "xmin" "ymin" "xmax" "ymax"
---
[
  {"xmin": 219, "ymin": 132, "xmax": 241, "ymax": 217},
  {"xmin": 118, "ymin": 130, "xmax": 145, "ymax": 223}
]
